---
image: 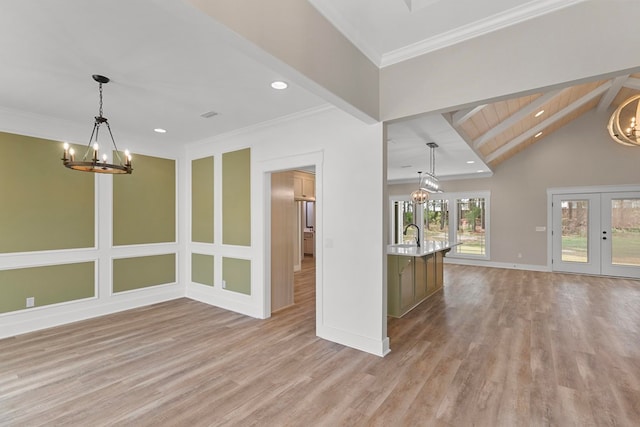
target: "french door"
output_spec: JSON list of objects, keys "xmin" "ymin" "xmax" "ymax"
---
[{"xmin": 552, "ymin": 192, "xmax": 640, "ymax": 278}]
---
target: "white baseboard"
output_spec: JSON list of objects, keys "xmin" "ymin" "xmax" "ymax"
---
[
  {"xmin": 317, "ymin": 324, "xmax": 390, "ymax": 357},
  {"xmin": 186, "ymin": 283, "xmax": 263, "ymax": 318},
  {"xmin": 444, "ymin": 257, "xmax": 551, "ymax": 272},
  {"xmin": 1, "ymin": 285, "xmax": 184, "ymax": 339}
]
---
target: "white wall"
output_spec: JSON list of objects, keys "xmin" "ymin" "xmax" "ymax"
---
[
  {"xmin": 186, "ymin": 106, "xmax": 389, "ymax": 356},
  {"xmin": 389, "ymin": 109, "xmax": 640, "ymax": 269}
]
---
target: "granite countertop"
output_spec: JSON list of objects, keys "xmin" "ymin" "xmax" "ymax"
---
[{"xmin": 387, "ymin": 240, "xmax": 459, "ymax": 257}]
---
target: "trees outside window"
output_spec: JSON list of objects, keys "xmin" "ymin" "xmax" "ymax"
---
[{"xmin": 390, "ymin": 192, "xmax": 489, "ymax": 259}]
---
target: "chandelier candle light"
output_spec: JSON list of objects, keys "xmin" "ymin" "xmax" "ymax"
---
[
  {"xmin": 410, "ymin": 171, "xmax": 429, "ymax": 204},
  {"xmin": 62, "ymin": 75, "xmax": 133, "ymax": 174}
]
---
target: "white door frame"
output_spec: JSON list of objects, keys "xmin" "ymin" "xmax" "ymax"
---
[
  {"xmin": 260, "ymin": 151, "xmax": 323, "ymax": 332},
  {"xmin": 551, "ymin": 193, "xmax": 601, "ymax": 275},
  {"xmin": 601, "ymin": 191, "xmax": 640, "ymax": 278},
  {"xmin": 548, "ymin": 184, "xmax": 640, "ymax": 277}
]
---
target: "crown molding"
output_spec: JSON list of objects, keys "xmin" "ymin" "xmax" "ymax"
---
[{"xmin": 381, "ymin": 0, "xmax": 586, "ymax": 67}]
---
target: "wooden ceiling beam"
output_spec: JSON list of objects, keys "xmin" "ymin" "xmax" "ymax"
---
[
  {"xmin": 485, "ymin": 82, "xmax": 612, "ymax": 164},
  {"xmin": 623, "ymin": 77, "xmax": 640, "ymax": 90},
  {"xmin": 452, "ymin": 104, "xmax": 486, "ymax": 127},
  {"xmin": 473, "ymin": 88, "xmax": 563, "ymax": 149},
  {"xmin": 596, "ymin": 75, "xmax": 629, "ymax": 112}
]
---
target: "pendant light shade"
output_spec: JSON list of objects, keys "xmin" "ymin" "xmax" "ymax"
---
[{"xmin": 421, "ymin": 142, "xmax": 442, "ymax": 193}]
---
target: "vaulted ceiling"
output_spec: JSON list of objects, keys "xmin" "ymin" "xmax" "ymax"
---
[
  {"xmin": 451, "ymin": 73, "xmax": 640, "ymax": 169},
  {"xmin": 308, "ymin": 0, "xmax": 640, "ymax": 183}
]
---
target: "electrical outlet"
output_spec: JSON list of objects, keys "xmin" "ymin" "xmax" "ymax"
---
[
  {"xmin": 222, "ymin": 280, "xmax": 226, "ymax": 289},
  {"xmin": 26, "ymin": 297, "xmax": 35, "ymax": 308},
  {"xmin": 517, "ymin": 253, "xmax": 522, "ymax": 258}
]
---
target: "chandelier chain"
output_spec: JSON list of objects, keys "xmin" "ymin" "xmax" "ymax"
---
[{"xmin": 98, "ymin": 83, "xmax": 103, "ymax": 118}]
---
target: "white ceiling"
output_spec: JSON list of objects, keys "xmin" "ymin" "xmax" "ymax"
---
[
  {"xmin": 0, "ymin": 0, "xmax": 587, "ymax": 182},
  {"xmin": 0, "ymin": 0, "xmax": 326, "ymax": 152},
  {"xmin": 386, "ymin": 114, "xmax": 490, "ymax": 184},
  {"xmin": 308, "ymin": 0, "xmax": 585, "ymax": 67}
]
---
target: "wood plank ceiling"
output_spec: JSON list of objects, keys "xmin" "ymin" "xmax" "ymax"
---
[{"xmin": 451, "ymin": 73, "xmax": 640, "ymax": 168}]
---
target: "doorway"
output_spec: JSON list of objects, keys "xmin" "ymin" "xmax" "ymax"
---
[
  {"xmin": 551, "ymin": 191, "xmax": 640, "ymax": 278},
  {"xmin": 269, "ymin": 166, "xmax": 317, "ymax": 316}
]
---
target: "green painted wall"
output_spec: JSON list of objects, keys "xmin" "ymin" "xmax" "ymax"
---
[
  {"xmin": 192, "ymin": 156, "xmax": 214, "ymax": 243},
  {"xmin": 113, "ymin": 153, "xmax": 175, "ymax": 246},
  {"xmin": 0, "ymin": 132, "xmax": 94, "ymax": 253},
  {"xmin": 222, "ymin": 148, "xmax": 251, "ymax": 246},
  {"xmin": 222, "ymin": 257, "xmax": 251, "ymax": 295},
  {"xmin": 192, "ymin": 253, "xmax": 214, "ymax": 286},
  {"xmin": 0, "ymin": 262, "xmax": 95, "ymax": 313},
  {"xmin": 113, "ymin": 254, "xmax": 176, "ymax": 293}
]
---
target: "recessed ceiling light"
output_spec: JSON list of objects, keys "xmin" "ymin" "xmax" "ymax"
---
[
  {"xmin": 535, "ymin": 110, "xmax": 545, "ymax": 117},
  {"xmin": 271, "ymin": 81, "xmax": 288, "ymax": 90},
  {"xmin": 154, "ymin": 128, "xmax": 167, "ymax": 134},
  {"xmin": 534, "ymin": 131, "xmax": 543, "ymax": 138},
  {"xmin": 466, "ymin": 160, "xmax": 475, "ymax": 164}
]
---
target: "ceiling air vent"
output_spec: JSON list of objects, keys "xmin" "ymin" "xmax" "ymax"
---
[{"xmin": 200, "ymin": 111, "xmax": 218, "ymax": 119}]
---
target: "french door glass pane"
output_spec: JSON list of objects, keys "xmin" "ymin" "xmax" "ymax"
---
[
  {"xmin": 456, "ymin": 198, "xmax": 486, "ymax": 255},
  {"xmin": 610, "ymin": 198, "xmax": 640, "ymax": 266},
  {"xmin": 424, "ymin": 199, "xmax": 449, "ymax": 242},
  {"xmin": 561, "ymin": 200, "xmax": 589, "ymax": 263}
]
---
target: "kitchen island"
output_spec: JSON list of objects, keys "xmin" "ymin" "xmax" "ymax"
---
[{"xmin": 387, "ymin": 241, "xmax": 458, "ymax": 318}]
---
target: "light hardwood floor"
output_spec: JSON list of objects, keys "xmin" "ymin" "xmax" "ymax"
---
[{"xmin": 2, "ymin": 260, "xmax": 640, "ymax": 426}]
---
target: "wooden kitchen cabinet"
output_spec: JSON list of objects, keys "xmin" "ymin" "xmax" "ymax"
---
[
  {"xmin": 388, "ymin": 252, "xmax": 441, "ymax": 317},
  {"xmin": 293, "ymin": 171, "xmax": 315, "ymax": 200},
  {"xmin": 303, "ymin": 231, "xmax": 314, "ymax": 256},
  {"xmin": 301, "ymin": 175, "xmax": 314, "ymax": 199}
]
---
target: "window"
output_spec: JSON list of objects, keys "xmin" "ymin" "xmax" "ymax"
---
[
  {"xmin": 424, "ymin": 199, "xmax": 449, "ymax": 242},
  {"xmin": 455, "ymin": 197, "xmax": 487, "ymax": 256},
  {"xmin": 391, "ymin": 200, "xmax": 417, "ymax": 244},
  {"xmin": 390, "ymin": 191, "xmax": 489, "ymax": 259}
]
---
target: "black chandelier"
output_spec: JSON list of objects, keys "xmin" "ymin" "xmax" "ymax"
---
[{"xmin": 62, "ymin": 75, "xmax": 132, "ymax": 174}]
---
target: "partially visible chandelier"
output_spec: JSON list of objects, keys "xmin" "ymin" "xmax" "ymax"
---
[
  {"xmin": 62, "ymin": 75, "xmax": 133, "ymax": 174},
  {"xmin": 411, "ymin": 171, "xmax": 429, "ymax": 204},
  {"xmin": 421, "ymin": 142, "xmax": 442, "ymax": 193},
  {"xmin": 410, "ymin": 142, "xmax": 443, "ymax": 204},
  {"xmin": 607, "ymin": 94, "xmax": 640, "ymax": 147}
]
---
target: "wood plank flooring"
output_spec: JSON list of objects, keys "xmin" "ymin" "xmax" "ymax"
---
[{"xmin": 2, "ymin": 260, "xmax": 640, "ymax": 426}]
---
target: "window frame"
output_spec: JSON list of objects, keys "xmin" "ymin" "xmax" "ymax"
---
[{"xmin": 389, "ymin": 190, "xmax": 490, "ymax": 260}]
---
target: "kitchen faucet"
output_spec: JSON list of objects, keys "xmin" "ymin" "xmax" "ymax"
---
[{"xmin": 403, "ymin": 223, "xmax": 420, "ymax": 247}]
